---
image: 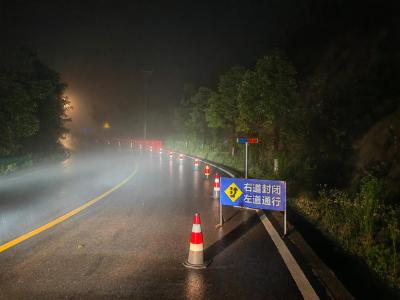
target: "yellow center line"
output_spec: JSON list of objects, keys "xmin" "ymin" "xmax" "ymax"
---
[{"xmin": 0, "ymin": 164, "xmax": 138, "ymax": 253}]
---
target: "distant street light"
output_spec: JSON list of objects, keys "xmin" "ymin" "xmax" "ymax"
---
[
  {"xmin": 103, "ymin": 121, "xmax": 111, "ymax": 129},
  {"xmin": 102, "ymin": 121, "xmax": 111, "ymax": 145}
]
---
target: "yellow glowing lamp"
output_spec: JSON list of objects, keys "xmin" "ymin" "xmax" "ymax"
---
[{"xmin": 103, "ymin": 122, "xmax": 111, "ymax": 129}]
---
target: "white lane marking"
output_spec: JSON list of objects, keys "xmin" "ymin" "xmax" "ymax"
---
[
  {"xmin": 180, "ymin": 152, "xmax": 319, "ymax": 299},
  {"xmin": 258, "ymin": 211, "xmax": 319, "ymax": 300}
]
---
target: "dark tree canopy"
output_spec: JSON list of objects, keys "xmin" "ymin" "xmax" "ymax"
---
[{"xmin": 0, "ymin": 47, "xmax": 69, "ymax": 156}]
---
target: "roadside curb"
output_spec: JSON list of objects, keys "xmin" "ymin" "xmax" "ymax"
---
[
  {"xmin": 177, "ymin": 150, "xmax": 354, "ymax": 300},
  {"xmin": 267, "ymin": 210, "xmax": 354, "ymax": 300}
]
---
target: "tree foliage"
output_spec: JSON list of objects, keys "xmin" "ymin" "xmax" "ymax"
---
[
  {"xmin": 0, "ymin": 47, "xmax": 69, "ymax": 156},
  {"xmin": 175, "ymin": 46, "xmax": 400, "ymax": 191},
  {"xmin": 207, "ymin": 66, "xmax": 245, "ymax": 135},
  {"xmin": 0, "ymin": 74, "xmax": 39, "ymax": 155},
  {"xmin": 237, "ymin": 52, "xmax": 298, "ymax": 151},
  {"xmin": 174, "ymin": 83, "xmax": 196, "ymax": 137},
  {"xmin": 185, "ymin": 87, "xmax": 212, "ymax": 142}
]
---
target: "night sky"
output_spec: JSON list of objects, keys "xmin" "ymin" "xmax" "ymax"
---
[{"xmin": 0, "ymin": 0, "xmax": 325, "ymax": 136}]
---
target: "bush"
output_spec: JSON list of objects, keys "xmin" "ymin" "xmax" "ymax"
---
[{"xmin": 293, "ymin": 176, "xmax": 400, "ymax": 289}]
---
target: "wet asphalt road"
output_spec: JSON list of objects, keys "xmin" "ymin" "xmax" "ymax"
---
[{"xmin": 0, "ymin": 149, "xmax": 306, "ymax": 299}]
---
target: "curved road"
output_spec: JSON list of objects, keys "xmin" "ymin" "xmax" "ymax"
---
[{"xmin": 0, "ymin": 149, "xmax": 323, "ymax": 299}]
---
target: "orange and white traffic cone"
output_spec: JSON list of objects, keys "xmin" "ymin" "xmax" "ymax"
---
[
  {"xmin": 213, "ymin": 172, "xmax": 220, "ymax": 199},
  {"xmin": 204, "ymin": 165, "xmax": 210, "ymax": 179},
  {"xmin": 194, "ymin": 158, "xmax": 199, "ymax": 169},
  {"xmin": 169, "ymin": 151, "xmax": 173, "ymax": 160},
  {"xmin": 183, "ymin": 212, "xmax": 211, "ymax": 269},
  {"xmin": 179, "ymin": 153, "xmax": 184, "ymax": 161}
]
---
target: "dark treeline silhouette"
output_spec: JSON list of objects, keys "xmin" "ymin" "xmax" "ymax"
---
[{"xmin": 0, "ymin": 47, "xmax": 69, "ymax": 161}]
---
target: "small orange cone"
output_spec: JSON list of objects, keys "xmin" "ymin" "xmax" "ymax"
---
[
  {"xmin": 213, "ymin": 172, "xmax": 220, "ymax": 198},
  {"xmin": 194, "ymin": 158, "xmax": 199, "ymax": 169},
  {"xmin": 204, "ymin": 165, "xmax": 210, "ymax": 178},
  {"xmin": 183, "ymin": 212, "xmax": 211, "ymax": 269}
]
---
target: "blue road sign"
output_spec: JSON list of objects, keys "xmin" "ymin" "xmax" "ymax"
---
[
  {"xmin": 220, "ymin": 177, "xmax": 286, "ymax": 211},
  {"xmin": 236, "ymin": 137, "xmax": 247, "ymax": 144}
]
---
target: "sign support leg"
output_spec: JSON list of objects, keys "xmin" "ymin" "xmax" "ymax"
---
[
  {"xmin": 219, "ymin": 197, "xmax": 223, "ymax": 227},
  {"xmin": 283, "ymin": 181, "xmax": 287, "ymax": 237},
  {"xmin": 245, "ymin": 142, "xmax": 248, "ymax": 179},
  {"xmin": 284, "ymin": 209, "xmax": 287, "ymax": 237},
  {"xmin": 216, "ymin": 196, "xmax": 223, "ymax": 229}
]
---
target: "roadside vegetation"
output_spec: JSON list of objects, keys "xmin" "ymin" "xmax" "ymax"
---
[
  {"xmin": 168, "ymin": 25, "xmax": 400, "ymax": 289},
  {"xmin": 0, "ymin": 47, "xmax": 70, "ymax": 174}
]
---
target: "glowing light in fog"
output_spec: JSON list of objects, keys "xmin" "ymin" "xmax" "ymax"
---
[{"xmin": 60, "ymin": 133, "xmax": 74, "ymax": 150}]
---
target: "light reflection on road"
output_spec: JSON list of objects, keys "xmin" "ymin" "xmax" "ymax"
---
[
  {"xmin": 193, "ymin": 169, "xmax": 199, "ymax": 193},
  {"xmin": 184, "ymin": 270, "xmax": 205, "ymax": 300}
]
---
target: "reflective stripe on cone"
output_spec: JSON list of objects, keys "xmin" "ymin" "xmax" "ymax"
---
[{"xmin": 214, "ymin": 173, "xmax": 220, "ymax": 192}]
